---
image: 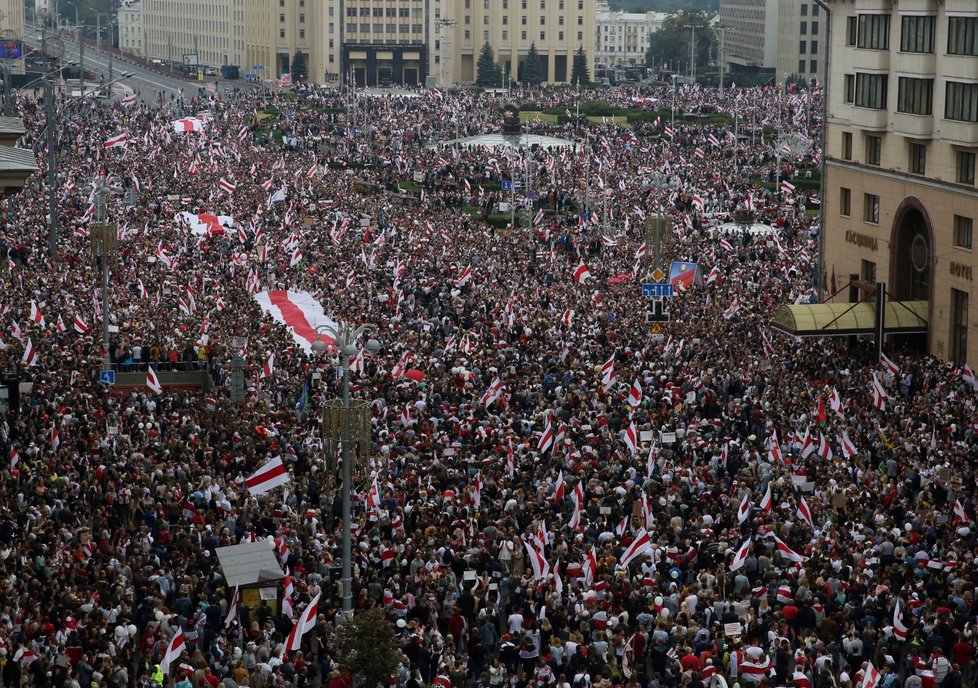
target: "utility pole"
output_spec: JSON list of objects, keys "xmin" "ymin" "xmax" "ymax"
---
[
  {"xmin": 690, "ymin": 24, "xmax": 696, "ymax": 84},
  {"xmin": 78, "ymin": 23, "xmax": 84, "ymax": 97},
  {"xmin": 45, "ymin": 76, "xmax": 58, "ymax": 257},
  {"xmin": 718, "ymin": 26, "xmax": 726, "ymax": 91}
]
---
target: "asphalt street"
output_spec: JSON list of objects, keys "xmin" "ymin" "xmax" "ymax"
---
[{"xmin": 23, "ymin": 26, "xmax": 206, "ymax": 98}]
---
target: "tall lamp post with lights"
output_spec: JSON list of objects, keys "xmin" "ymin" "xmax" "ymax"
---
[{"xmin": 312, "ymin": 322, "xmax": 380, "ymax": 617}]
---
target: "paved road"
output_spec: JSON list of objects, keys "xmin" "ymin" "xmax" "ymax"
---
[{"xmin": 23, "ymin": 27, "xmax": 205, "ymax": 98}]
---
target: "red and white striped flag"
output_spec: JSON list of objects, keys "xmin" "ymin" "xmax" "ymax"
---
[
  {"xmin": 619, "ymin": 529, "xmax": 652, "ymax": 568},
  {"xmin": 260, "ymin": 353, "xmax": 275, "ymax": 379},
  {"xmin": 573, "ymin": 261, "xmax": 591, "ymax": 283},
  {"xmin": 245, "ymin": 456, "xmax": 291, "ymax": 495},
  {"xmin": 861, "ymin": 662, "xmax": 881, "ymax": 688},
  {"xmin": 29, "ymin": 300, "xmax": 44, "ymax": 326},
  {"xmin": 954, "ymin": 498, "xmax": 970, "ymax": 522},
  {"xmin": 160, "ymin": 629, "xmax": 186, "ymax": 675},
  {"xmin": 524, "ymin": 540, "xmax": 550, "ymax": 580},
  {"xmin": 773, "ymin": 534, "xmax": 807, "ymax": 563},
  {"xmin": 780, "ymin": 180, "xmax": 796, "ymax": 194},
  {"xmin": 147, "ymin": 365, "xmax": 163, "ymax": 394},
  {"xmin": 729, "ymin": 538, "xmax": 751, "ymax": 571},
  {"xmin": 796, "ymin": 496, "xmax": 814, "ymax": 528},
  {"xmin": 21, "ymin": 338, "xmax": 37, "ymax": 367},
  {"xmin": 284, "ymin": 592, "xmax": 321, "ymax": 654},
  {"xmin": 219, "ymin": 178, "xmax": 237, "ymax": 193},
  {"xmin": 626, "ymin": 378, "xmax": 642, "ymax": 407},
  {"xmin": 892, "ymin": 599, "xmax": 908, "ymax": 641},
  {"xmin": 104, "ymin": 133, "xmax": 128, "ymax": 149},
  {"xmin": 880, "ymin": 351, "xmax": 899, "ymax": 375},
  {"xmin": 224, "ymin": 586, "xmax": 240, "ymax": 627},
  {"xmin": 73, "ymin": 315, "xmax": 89, "ymax": 334}
]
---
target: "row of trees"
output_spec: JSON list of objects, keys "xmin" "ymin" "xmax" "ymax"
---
[
  {"xmin": 644, "ymin": 10, "xmax": 716, "ymax": 76},
  {"xmin": 476, "ymin": 42, "xmax": 591, "ymax": 88}
]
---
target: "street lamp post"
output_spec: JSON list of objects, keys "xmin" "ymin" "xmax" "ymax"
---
[
  {"xmin": 312, "ymin": 322, "xmax": 380, "ymax": 617},
  {"xmin": 90, "ymin": 180, "xmax": 117, "ymax": 372}
]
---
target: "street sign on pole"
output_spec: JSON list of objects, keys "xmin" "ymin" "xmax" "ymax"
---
[
  {"xmin": 99, "ymin": 370, "xmax": 116, "ymax": 385},
  {"xmin": 642, "ymin": 283, "xmax": 675, "ymax": 298},
  {"xmin": 513, "ymin": 180, "xmax": 522, "ymax": 191},
  {"xmin": 500, "ymin": 180, "xmax": 512, "ymax": 191}
]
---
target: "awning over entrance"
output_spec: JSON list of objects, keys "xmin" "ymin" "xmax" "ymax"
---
[{"xmin": 771, "ymin": 300, "xmax": 928, "ymax": 337}]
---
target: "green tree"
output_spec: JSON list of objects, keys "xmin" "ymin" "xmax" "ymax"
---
[
  {"xmin": 571, "ymin": 46, "xmax": 591, "ymax": 86},
  {"xmin": 291, "ymin": 50, "xmax": 308, "ymax": 82},
  {"xmin": 475, "ymin": 42, "xmax": 502, "ymax": 88},
  {"xmin": 644, "ymin": 10, "xmax": 716, "ymax": 82},
  {"xmin": 333, "ymin": 609, "xmax": 402, "ymax": 688},
  {"xmin": 523, "ymin": 43, "xmax": 544, "ymax": 86}
]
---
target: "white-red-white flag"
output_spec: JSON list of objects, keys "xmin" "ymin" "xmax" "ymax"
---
[
  {"xmin": 224, "ymin": 586, "xmax": 240, "ymax": 627},
  {"xmin": 619, "ymin": 529, "xmax": 652, "ymax": 568},
  {"xmin": 626, "ymin": 378, "xmax": 642, "ymax": 407},
  {"xmin": 160, "ymin": 628, "xmax": 186, "ymax": 675},
  {"xmin": 796, "ymin": 496, "xmax": 814, "ymax": 528},
  {"xmin": 147, "ymin": 365, "xmax": 163, "ymax": 394},
  {"xmin": 736, "ymin": 492, "xmax": 750, "ymax": 524},
  {"xmin": 260, "ymin": 353, "xmax": 275, "ymax": 379},
  {"xmin": 773, "ymin": 534, "xmax": 808, "ymax": 563},
  {"xmin": 245, "ymin": 456, "xmax": 291, "ymax": 495},
  {"xmin": 729, "ymin": 538, "xmax": 751, "ymax": 571},
  {"xmin": 861, "ymin": 662, "xmax": 880, "ymax": 688},
  {"xmin": 104, "ymin": 133, "xmax": 128, "ymax": 149},
  {"xmin": 524, "ymin": 540, "xmax": 550, "ymax": 580},
  {"xmin": 880, "ymin": 351, "xmax": 899, "ymax": 375},
  {"xmin": 573, "ymin": 261, "xmax": 591, "ymax": 283},
  {"xmin": 21, "ymin": 338, "xmax": 37, "ymax": 367},
  {"xmin": 284, "ymin": 592, "xmax": 321, "ymax": 653},
  {"xmin": 892, "ymin": 599, "xmax": 908, "ymax": 641}
]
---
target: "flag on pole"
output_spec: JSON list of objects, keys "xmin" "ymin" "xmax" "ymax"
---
[
  {"xmin": 573, "ymin": 260, "xmax": 591, "ymax": 283},
  {"xmin": 619, "ymin": 529, "xmax": 652, "ymax": 568},
  {"xmin": 284, "ymin": 592, "xmax": 321, "ymax": 654},
  {"xmin": 160, "ymin": 629, "xmax": 186, "ymax": 675},
  {"xmin": 224, "ymin": 586, "xmax": 240, "ymax": 627},
  {"xmin": 729, "ymin": 538, "xmax": 751, "ymax": 571},
  {"xmin": 147, "ymin": 365, "xmax": 163, "ymax": 394}
]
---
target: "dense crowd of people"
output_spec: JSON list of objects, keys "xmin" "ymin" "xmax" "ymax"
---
[{"xmin": 0, "ymin": 75, "xmax": 974, "ymax": 688}]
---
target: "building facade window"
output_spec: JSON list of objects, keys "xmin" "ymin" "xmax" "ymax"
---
[
  {"xmin": 866, "ymin": 135, "xmax": 882, "ymax": 165},
  {"xmin": 947, "ymin": 16, "xmax": 978, "ymax": 56},
  {"xmin": 842, "ymin": 131, "xmax": 853, "ymax": 160},
  {"xmin": 908, "ymin": 141, "xmax": 927, "ymax": 175},
  {"xmin": 955, "ymin": 215, "xmax": 974, "ymax": 249},
  {"xmin": 861, "ymin": 259, "xmax": 877, "ymax": 285},
  {"xmin": 900, "ymin": 15, "xmax": 935, "ymax": 53},
  {"xmin": 856, "ymin": 14, "xmax": 889, "ymax": 49},
  {"xmin": 897, "ymin": 77, "xmax": 933, "ymax": 115},
  {"xmin": 844, "ymin": 74, "xmax": 854, "ymax": 103},
  {"xmin": 946, "ymin": 82, "xmax": 978, "ymax": 122},
  {"xmin": 864, "ymin": 193, "xmax": 880, "ymax": 223},
  {"xmin": 840, "ymin": 187, "xmax": 851, "ymax": 216},
  {"xmin": 950, "ymin": 289, "xmax": 969, "ymax": 363},
  {"xmin": 846, "ymin": 16, "xmax": 857, "ymax": 46},
  {"xmin": 855, "ymin": 73, "xmax": 887, "ymax": 109},
  {"xmin": 958, "ymin": 151, "xmax": 976, "ymax": 185}
]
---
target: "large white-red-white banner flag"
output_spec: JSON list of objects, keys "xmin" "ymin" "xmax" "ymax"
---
[
  {"xmin": 253, "ymin": 290, "xmax": 339, "ymax": 354},
  {"xmin": 175, "ymin": 211, "xmax": 235, "ymax": 237}
]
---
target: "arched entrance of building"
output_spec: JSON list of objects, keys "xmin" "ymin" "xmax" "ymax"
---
[{"xmin": 888, "ymin": 198, "xmax": 934, "ymax": 354}]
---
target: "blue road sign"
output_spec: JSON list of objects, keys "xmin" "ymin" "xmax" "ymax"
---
[
  {"xmin": 99, "ymin": 370, "xmax": 116, "ymax": 385},
  {"xmin": 513, "ymin": 180, "xmax": 523, "ymax": 190},
  {"xmin": 500, "ymin": 180, "xmax": 512, "ymax": 191},
  {"xmin": 642, "ymin": 283, "xmax": 675, "ymax": 298}
]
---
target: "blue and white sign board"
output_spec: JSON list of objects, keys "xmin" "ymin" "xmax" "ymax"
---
[
  {"xmin": 500, "ymin": 180, "xmax": 512, "ymax": 191},
  {"xmin": 513, "ymin": 180, "xmax": 522, "ymax": 190},
  {"xmin": 99, "ymin": 370, "xmax": 116, "ymax": 385},
  {"xmin": 642, "ymin": 283, "xmax": 675, "ymax": 298}
]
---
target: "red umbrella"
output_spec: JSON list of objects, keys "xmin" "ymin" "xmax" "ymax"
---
[{"xmin": 404, "ymin": 369, "xmax": 425, "ymax": 382}]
